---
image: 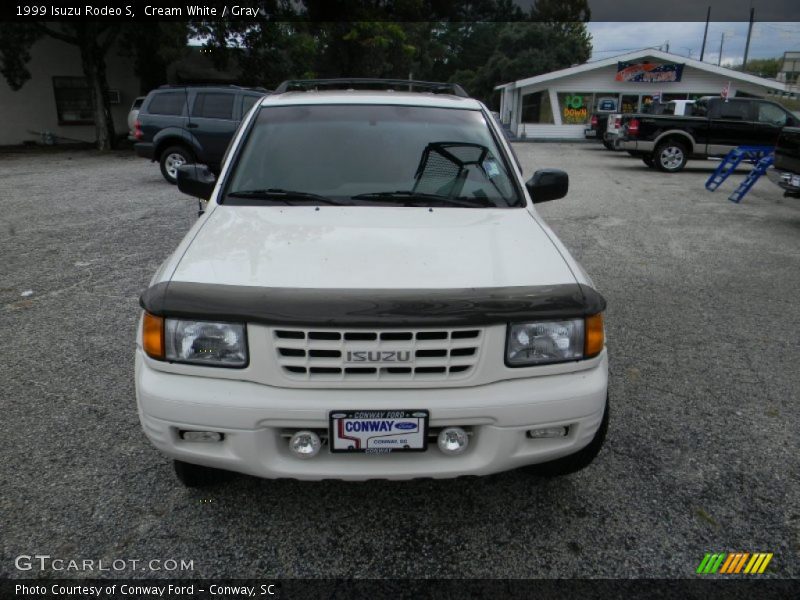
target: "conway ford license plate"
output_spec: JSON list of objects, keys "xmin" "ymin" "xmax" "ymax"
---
[{"xmin": 329, "ymin": 410, "xmax": 429, "ymax": 453}]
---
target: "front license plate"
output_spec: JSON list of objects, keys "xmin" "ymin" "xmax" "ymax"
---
[
  {"xmin": 329, "ymin": 410, "xmax": 429, "ymax": 453},
  {"xmin": 792, "ymin": 174, "xmax": 800, "ymax": 188}
]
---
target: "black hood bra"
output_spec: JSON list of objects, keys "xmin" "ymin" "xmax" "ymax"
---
[{"xmin": 140, "ymin": 282, "xmax": 606, "ymax": 327}]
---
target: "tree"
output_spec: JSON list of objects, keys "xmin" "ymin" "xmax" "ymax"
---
[
  {"xmin": 0, "ymin": 23, "xmax": 189, "ymax": 150},
  {"xmin": 0, "ymin": 23, "xmax": 123, "ymax": 150},
  {"xmin": 188, "ymin": 0, "xmax": 592, "ymax": 104},
  {"xmin": 119, "ymin": 23, "xmax": 190, "ymax": 93},
  {"xmin": 732, "ymin": 57, "xmax": 782, "ymax": 79}
]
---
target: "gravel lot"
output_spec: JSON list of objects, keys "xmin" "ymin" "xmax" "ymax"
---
[{"xmin": 1, "ymin": 144, "xmax": 798, "ymax": 580}]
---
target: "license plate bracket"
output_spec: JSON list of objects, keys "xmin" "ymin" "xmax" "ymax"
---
[{"xmin": 329, "ymin": 410, "xmax": 429, "ymax": 454}]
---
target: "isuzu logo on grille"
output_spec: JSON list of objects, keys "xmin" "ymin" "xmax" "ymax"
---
[{"xmin": 346, "ymin": 351, "xmax": 411, "ymax": 363}]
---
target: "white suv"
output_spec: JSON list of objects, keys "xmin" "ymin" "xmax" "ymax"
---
[{"xmin": 135, "ymin": 79, "xmax": 609, "ymax": 486}]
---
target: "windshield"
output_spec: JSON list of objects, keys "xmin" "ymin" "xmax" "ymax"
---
[{"xmin": 224, "ymin": 104, "xmax": 521, "ymax": 208}]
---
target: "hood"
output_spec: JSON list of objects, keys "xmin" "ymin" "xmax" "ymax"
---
[{"xmin": 169, "ymin": 206, "xmax": 577, "ymax": 290}]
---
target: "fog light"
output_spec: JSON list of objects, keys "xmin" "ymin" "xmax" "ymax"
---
[
  {"xmin": 437, "ymin": 427, "xmax": 469, "ymax": 455},
  {"xmin": 289, "ymin": 430, "xmax": 321, "ymax": 459},
  {"xmin": 527, "ymin": 426, "xmax": 568, "ymax": 439},
  {"xmin": 180, "ymin": 430, "xmax": 223, "ymax": 442}
]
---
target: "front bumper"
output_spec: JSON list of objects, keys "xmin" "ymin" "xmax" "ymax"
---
[
  {"xmin": 135, "ymin": 349, "xmax": 608, "ymax": 481},
  {"xmin": 767, "ymin": 168, "xmax": 800, "ymax": 196}
]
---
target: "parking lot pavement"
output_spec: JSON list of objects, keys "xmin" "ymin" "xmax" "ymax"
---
[{"xmin": 1, "ymin": 145, "xmax": 798, "ymax": 579}]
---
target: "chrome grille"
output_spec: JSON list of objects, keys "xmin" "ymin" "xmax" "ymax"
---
[{"xmin": 273, "ymin": 327, "xmax": 483, "ymax": 381}]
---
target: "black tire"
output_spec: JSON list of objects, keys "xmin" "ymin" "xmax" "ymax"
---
[
  {"xmin": 642, "ymin": 156, "xmax": 655, "ymax": 168},
  {"xmin": 173, "ymin": 460, "xmax": 229, "ymax": 488},
  {"xmin": 525, "ymin": 395, "xmax": 609, "ymax": 478},
  {"xmin": 159, "ymin": 145, "xmax": 194, "ymax": 184},
  {"xmin": 654, "ymin": 139, "xmax": 688, "ymax": 172},
  {"xmin": 602, "ymin": 140, "xmax": 614, "ymax": 150}
]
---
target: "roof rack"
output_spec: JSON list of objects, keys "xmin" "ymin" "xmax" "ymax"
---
[
  {"xmin": 273, "ymin": 78, "xmax": 470, "ymax": 98},
  {"xmin": 157, "ymin": 84, "xmax": 270, "ymax": 92}
]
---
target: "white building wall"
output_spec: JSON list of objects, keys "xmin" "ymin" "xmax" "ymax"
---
[{"xmin": 0, "ymin": 37, "xmax": 140, "ymax": 146}]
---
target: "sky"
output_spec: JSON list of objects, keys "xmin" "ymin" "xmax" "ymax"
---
[{"xmin": 587, "ymin": 22, "xmax": 800, "ymax": 65}]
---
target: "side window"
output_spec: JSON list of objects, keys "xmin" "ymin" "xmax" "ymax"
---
[
  {"xmin": 756, "ymin": 102, "xmax": 788, "ymax": 127},
  {"xmin": 242, "ymin": 95, "xmax": 260, "ymax": 117},
  {"xmin": 691, "ymin": 101, "xmax": 707, "ymax": 117},
  {"xmin": 712, "ymin": 101, "xmax": 750, "ymax": 120},
  {"xmin": 192, "ymin": 92, "xmax": 235, "ymax": 120},
  {"xmin": 147, "ymin": 92, "xmax": 185, "ymax": 116}
]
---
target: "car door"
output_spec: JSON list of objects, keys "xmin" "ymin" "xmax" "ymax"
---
[
  {"xmin": 751, "ymin": 101, "xmax": 796, "ymax": 147},
  {"xmin": 188, "ymin": 90, "xmax": 238, "ymax": 167},
  {"xmin": 705, "ymin": 99, "xmax": 755, "ymax": 155}
]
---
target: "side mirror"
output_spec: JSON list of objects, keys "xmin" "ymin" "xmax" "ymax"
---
[
  {"xmin": 526, "ymin": 169, "xmax": 568, "ymax": 203},
  {"xmin": 177, "ymin": 164, "xmax": 216, "ymax": 200}
]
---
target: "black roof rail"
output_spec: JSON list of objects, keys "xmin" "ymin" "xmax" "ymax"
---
[
  {"xmin": 156, "ymin": 84, "xmax": 270, "ymax": 93},
  {"xmin": 273, "ymin": 78, "xmax": 470, "ymax": 98}
]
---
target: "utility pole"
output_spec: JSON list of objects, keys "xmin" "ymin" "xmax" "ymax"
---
[
  {"xmin": 700, "ymin": 6, "xmax": 711, "ymax": 61},
  {"xmin": 718, "ymin": 32, "xmax": 725, "ymax": 66},
  {"xmin": 743, "ymin": 6, "xmax": 755, "ymax": 70}
]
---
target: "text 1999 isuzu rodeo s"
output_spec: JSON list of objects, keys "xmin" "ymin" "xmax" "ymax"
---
[{"xmin": 135, "ymin": 79, "xmax": 609, "ymax": 486}]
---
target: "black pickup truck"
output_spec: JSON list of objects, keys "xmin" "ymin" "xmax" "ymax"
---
[
  {"xmin": 771, "ymin": 126, "xmax": 800, "ymax": 196},
  {"xmin": 618, "ymin": 96, "xmax": 798, "ymax": 172}
]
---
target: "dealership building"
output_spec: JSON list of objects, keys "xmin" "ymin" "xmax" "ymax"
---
[{"xmin": 496, "ymin": 49, "xmax": 790, "ymax": 139}]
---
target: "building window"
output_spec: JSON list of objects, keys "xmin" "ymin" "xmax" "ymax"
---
[
  {"xmin": 52, "ymin": 76, "xmax": 94, "ymax": 125},
  {"xmin": 557, "ymin": 92, "xmax": 593, "ymax": 124},
  {"xmin": 520, "ymin": 92, "xmax": 554, "ymax": 124},
  {"xmin": 620, "ymin": 94, "xmax": 639, "ymax": 113}
]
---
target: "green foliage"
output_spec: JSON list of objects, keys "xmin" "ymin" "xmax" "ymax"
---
[
  {"xmin": 0, "ymin": 24, "xmax": 41, "ymax": 90},
  {"xmin": 118, "ymin": 23, "xmax": 190, "ymax": 92},
  {"xmin": 1, "ymin": 0, "xmax": 594, "ymax": 148},
  {"xmin": 732, "ymin": 57, "xmax": 782, "ymax": 79}
]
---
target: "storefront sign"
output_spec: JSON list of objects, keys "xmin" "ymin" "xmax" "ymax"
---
[
  {"xmin": 615, "ymin": 62, "xmax": 684, "ymax": 83},
  {"xmin": 562, "ymin": 94, "xmax": 588, "ymax": 123}
]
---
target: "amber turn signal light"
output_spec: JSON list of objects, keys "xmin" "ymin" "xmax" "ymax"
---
[
  {"xmin": 142, "ymin": 312, "xmax": 165, "ymax": 360},
  {"xmin": 584, "ymin": 313, "xmax": 604, "ymax": 358}
]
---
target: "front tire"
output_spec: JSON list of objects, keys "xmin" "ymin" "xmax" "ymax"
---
[
  {"xmin": 602, "ymin": 140, "xmax": 614, "ymax": 151},
  {"xmin": 173, "ymin": 460, "xmax": 229, "ymax": 487},
  {"xmin": 159, "ymin": 145, "xmax": 194, "ymax": 184},
  {"xmin": 525, "ymin": 395, "xmax": 609, "ymax": 477},
  {"xmin": 654, "ymin": 140, "xmax": 688, "ymax": 172}
]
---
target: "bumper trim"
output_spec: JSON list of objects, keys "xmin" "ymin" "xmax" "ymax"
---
[{"xmin": 134, "ymin": 142, "xmax": 155, "ymax": 160}]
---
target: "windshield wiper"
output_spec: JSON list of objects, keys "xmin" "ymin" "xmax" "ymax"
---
[
  {"xmin": 226, "ymin": 188, "xmax": 347, "ymax": 205},
  {"xmin": 351, "ymin": 191, "xmax": 496, "ymax": 208}
]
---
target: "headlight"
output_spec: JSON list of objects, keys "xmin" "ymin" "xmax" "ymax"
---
[
  {"xmin": 506, "ymin": 314, "xmax": 604, "ymax": 366},
  {"xmin": 165, "ymin": 319, "xmax": 247, "ymax": 367},
  {"xmin": 142, "ymin": 313, "xmax": 248, "ymax": 367}
]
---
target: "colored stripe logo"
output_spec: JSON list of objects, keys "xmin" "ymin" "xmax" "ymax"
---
[{"xmin": 696, "ymin": 552, "xmax": 773, "ymax": 574}]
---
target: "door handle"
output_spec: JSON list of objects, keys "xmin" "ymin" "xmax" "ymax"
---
[{"xmin": 187, "ymin": 123, "xmax": 199, "ymax": 128}]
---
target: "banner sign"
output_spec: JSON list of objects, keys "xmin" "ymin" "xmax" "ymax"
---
[{"xmin": 616, "ymin": 62, "xmax": 684, "ymax": 83}]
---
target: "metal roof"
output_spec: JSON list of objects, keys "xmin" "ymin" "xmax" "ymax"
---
[{"xmin": 495, "ymin": 49, "xmax": 787, "ymax": 92}]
